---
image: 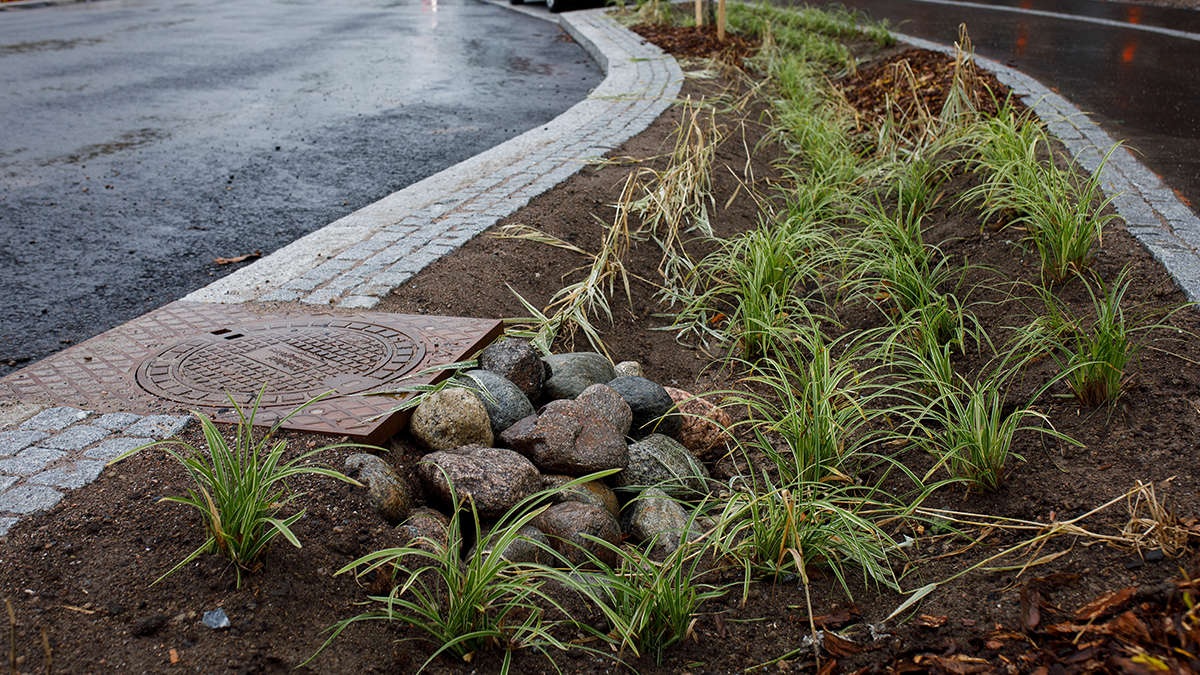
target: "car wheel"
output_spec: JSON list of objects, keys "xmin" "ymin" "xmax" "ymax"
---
[{"xmin": 546, "ymin": 0, "xmax": 568, "ymax": 13}]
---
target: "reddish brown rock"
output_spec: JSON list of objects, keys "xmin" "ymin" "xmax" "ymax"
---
[
  {"xmin": 665, "ymin": 387, "xmax": 733, "ymax": 461},
  {"xmin": 499, "ymin": 399, "xmax": 628, "ymax": 475}
]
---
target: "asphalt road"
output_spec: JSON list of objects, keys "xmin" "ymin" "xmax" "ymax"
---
[
  {"xmin": 0, "ymin": 0, "xmax": 602, "ymax": 377},
  {"xmin": 801, "ymin": 0, "xmax": 1200, "ymax": 220}
]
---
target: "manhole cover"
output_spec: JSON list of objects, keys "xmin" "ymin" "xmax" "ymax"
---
[
  {"xmin": 1, "ymin": 301, "xmax": 503, "ymax": 443},
  {"xmin": 135, "ymin": 318, "xmax": 427, "ymax": 409}
]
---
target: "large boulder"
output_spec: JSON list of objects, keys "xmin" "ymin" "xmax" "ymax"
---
[
  {"xmin": 409, "ymin": 388, "xmax": 493, "ymax": 451},
  {"xmin": 343, "ymin": 453, "xmax": 410, "ymax": 525},
  {"xmin": 458, "ymin": 370, "xmax": 535, "ymax": 436},
  {"xmin": 542, "ymin": 353, "xmax": 617, "ymax": 401},
  {"xmin": 541, "ymin": 475, "xmax": 621, "ymax": 519},
  {"xmin": 664, "ymin": 387, "xmax": 733, "ymax": 461},
  {"xmin": 499, "ymin": 399, "xmax": 628, "ymax": 475},
  {"xmin": 533, "ymin": 502, "xmax": 622, "ymax": 568},
  {"xmin": 418, "ymin": 445, "xmax": 541, "ymax": 518},
  {"xmin": 479, "ymin": 339, "xmax": 547, "ymax": 401},
  {"xmin": 616, "ymin": 434, "xmax": 711, "ymax": 499},
  {"xmin": 575, "ymin": 383, "xmax": 633, "ymax": 438},
  {"xmin": 606, "ymin": 376, "xmax": 682, "ymax": 440}
]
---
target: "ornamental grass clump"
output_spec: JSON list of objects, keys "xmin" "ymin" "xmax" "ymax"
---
[
  {"xmin": 316, "ymin": 471, "xmax": 620, "ymax": 672},
  {"xmin": 575, "ymin": 522, "xmax": 725, "ymax": 665},
  {"xmin": 1022, "ymin": 267, "xmax": 1188, "ymax": 407},
  {"xmin": 111, "ymin": 390, "xmax": 365, "ymax": 587}
]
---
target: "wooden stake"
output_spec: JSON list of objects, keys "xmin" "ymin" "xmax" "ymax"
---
[
  {"xmin": 695, "ymin": 0, "xmax": 703, "ymax": 26},
  {"xmin": 717, "ymin": 0, "xmax": 726, "ymax": 41}
]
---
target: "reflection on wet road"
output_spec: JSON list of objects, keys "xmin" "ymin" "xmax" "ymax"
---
[
  {"xmin": 0, "ymin": 0, "xmax": 602, "ymax": 375},
  {"xmin": 801, "ymin": 0, "xmax": 1200, "ymax": 218}
]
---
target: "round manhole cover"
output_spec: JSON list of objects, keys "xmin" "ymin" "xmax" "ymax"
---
[{"xmin": 135, "ymin": 319, "xmax": 426, "ymax": 408}]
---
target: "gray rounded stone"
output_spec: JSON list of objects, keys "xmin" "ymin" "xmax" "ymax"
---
[
  {"xmin": 613, "ymin": 361, "xmax": 644, "ymax": 378},
  {"xmin": 606, "ymin": 376, "xmax": 683, "ymax": 440},
  {"xmin": 409, "ymin": 387, "xmax": 494, "ymax": 451},
  {"xmin": 541, "ymin": 475, "xmax": 621, "ymax": 519},
  {"xmin": 616, "ymin": 434, "xmax": 711, "ymax": 500},
  {"xmin": 479, "ymin": 338, "xmax": 547, "ymax": 401},
  {"xmin": 418, "ymin": 445, "xmax": 541, "ymax": 518},
  {"xmin": 575, "ymin": 383, "xmax": 633, "ymax": 437},
  {"xmin": 344, "ymin": 453, "xmax": 411, "ymax": 525},
  {"xmin": 458, "ymin": 370, "xmax": 535, "ymax": 435},
  {"xmin": 469, "ymin": 524, "xmax": 555, "ymax": 566},
  {"xmin": 398, "ymin": 507, "xmax": 451, "ymax": 554},
  {"xmin": 619, "ymin": 487, "xmax": 692, "ymax": 555},
  {"xmin": 533, "ymin": 501, "xmax": 621, "ymax": 567},
  {"xmin": 542, "ymin": 352, "xmax": 617, "ymax": 401}
]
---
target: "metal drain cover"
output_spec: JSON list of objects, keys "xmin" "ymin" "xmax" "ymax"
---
[
  {"xmin": 136, "ymin": 319, "xmax": 426, "ymax": 409},
  {"xmin": 0, "ymin": 302, "xmax": 503, "ymax": 442}
]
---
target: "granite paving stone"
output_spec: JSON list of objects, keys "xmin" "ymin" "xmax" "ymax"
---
[
  {"xmin": 124, "ymin": 415, "xmax": 190, "ymax": 440},
  {"xmin": 0, "ymin": 476, "xmax": 17, "ymax": 492},
  {"xmin": 0, "ymin": 485, "xmax": 64, "ymax": 515},
  {"xmin": 94, "ymin": 412, "xmax": 144, "ymax": 431},
  {"xmin": 0, "ymin": 430, "xmax": 48, "ymax": 457},
  {"xmin": 0, "ymin": 448, "xmax": 66, "ymax": 475},
  {"xmin": 29, "ymin": 461, "xmax": 108, "ymax": 490},
  {"xmin": 0, "ymin": 517, "xmax": 17, "ymax": 537},
  {"xmin": 19, "ymin": 407, "xmax": 91, "ymax": 432},
  {"xmin": 39, "ymin": 425, "xmax": 110, "ymax": 451},
  {"xmin": 84, "ymin": 437, "xmax": 154, "ymax": 461}
]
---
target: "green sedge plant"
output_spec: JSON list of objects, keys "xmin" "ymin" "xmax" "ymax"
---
[
  {"xmin": 315, "ymin": 470, "xmax": 622, "ymax": 672},
  {"xmin": 110, "ymin": 389, "xmax": 366, "ymax": 587},
  {"xmin": 573, "ymin": 518, "xmax": 725, "ymax": 665},
  {"xmin": 1022, "ymin": 266, "xmax": 1189, "ymax": 406}
]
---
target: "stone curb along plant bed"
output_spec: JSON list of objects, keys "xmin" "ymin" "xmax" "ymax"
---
[{"xmin": 4, "ymin": 5, "xmax": 1200, "ymax": 675}]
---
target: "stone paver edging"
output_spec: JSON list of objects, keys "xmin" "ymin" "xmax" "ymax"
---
[
  {"xmin": 898, "ymin": 33, "xmax": 1200, "ymax": 302},
  {"xmin": 0, "ymin": 408, "xmax": 190, "ymax": 536},
  {"xmin": 184, "ymin": 8, "xmax": 684, "ymax": 310}
]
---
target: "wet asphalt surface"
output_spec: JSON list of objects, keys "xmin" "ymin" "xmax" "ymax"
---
[
  {"xmin": 0, "ymin": 0, "xmax": 601, "ymax": 377},
  {"xmin": 801, "ymin": 0, "xmax": 1200, "ymax": 220}
]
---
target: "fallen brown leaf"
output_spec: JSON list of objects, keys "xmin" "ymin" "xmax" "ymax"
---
[
  {"xmin": 1075, "ymin": 586, "xmax": 1137, "ymax": 621},
  {"xmin": 824, "ymin": 632, "xmax": 863, "ymax": 657},
  {"xmin": 213, "ymin": 250, "xmax": 262, "ymax": 265},
  {"xmin": 916, "ymin": 614, "xmax": 948, "ymax": 628}
]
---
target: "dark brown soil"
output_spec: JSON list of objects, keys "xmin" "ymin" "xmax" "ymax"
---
[{"xmin": 2, "ymin": 25, "xmax": 1199, "ymax": 675}]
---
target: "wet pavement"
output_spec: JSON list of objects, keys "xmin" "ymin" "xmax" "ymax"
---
[
  {"xmin": 0, "ymin": 0, "xmax": 602, "ymax": 377},
  {"xmin": 800, "ymin": 0, "xmax": 1200, "ymax": 218}
]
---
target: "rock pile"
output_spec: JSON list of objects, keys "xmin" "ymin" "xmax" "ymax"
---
[{"xmin": 347, "ymin": 339, "xmax": 734, "ymax": 567}]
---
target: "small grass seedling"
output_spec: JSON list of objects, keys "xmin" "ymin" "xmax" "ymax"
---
[{"xmin": 111, "ymin": 389, "xmax": 366, "ymax": 587}]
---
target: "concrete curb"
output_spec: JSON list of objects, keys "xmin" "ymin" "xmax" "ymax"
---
[
  {"xmin": 184, "ymin": 8, "xmax": 683, "ymax": 309},
  {"xmin": 898, "ymin": 33, "xmax": 1200, "ymax": 302}
]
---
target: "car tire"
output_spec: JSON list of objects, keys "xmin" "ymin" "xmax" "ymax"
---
[
  {"xmin": 546, "ymin": 0, "xmax": 568, "ymax": 13},
  {"xmin": 510, "ymin": 0, "xmax": 524, "ymax": 5}
]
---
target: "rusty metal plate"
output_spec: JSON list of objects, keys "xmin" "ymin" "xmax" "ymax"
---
[{"xmin": 0, "ymin": 301, "xmax": 504, "ymax": 444}]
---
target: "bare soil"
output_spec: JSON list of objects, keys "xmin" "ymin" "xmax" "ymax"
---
[{"xmin": 2, "ymin": 25, "xmax": 1199, "ymax": 675}]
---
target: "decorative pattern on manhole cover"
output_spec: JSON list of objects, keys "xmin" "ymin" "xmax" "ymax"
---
[{"xmin": 135, "ymin": 319, "xmax": 427, "ymax": 409}]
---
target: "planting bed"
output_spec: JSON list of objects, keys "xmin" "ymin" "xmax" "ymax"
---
[{"xmin": 2, "ymin": 18, "xmax": 1200, "ymax": 675}]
